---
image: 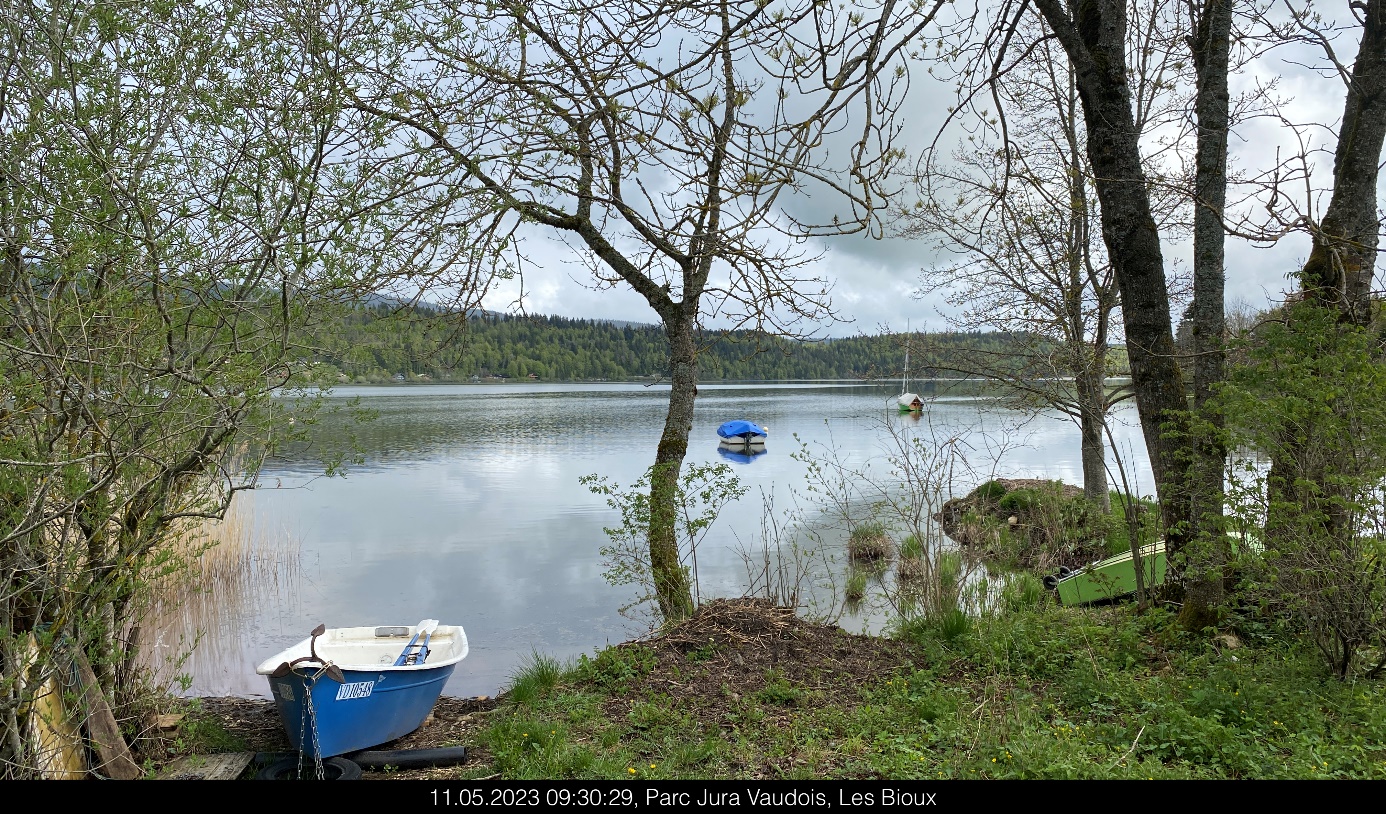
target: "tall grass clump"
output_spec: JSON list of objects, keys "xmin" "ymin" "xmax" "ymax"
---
[
  {"xmin": 999, "ymin": 572, "xmax": 1048, "ymax": 613},
  {"xmin": 845, "ymin": 567, "xmax": 870, "ymax": 605},
  {"xmin": 847, "ymin": 521, "xmax": 894, "ymax": 564},
  {"xmin": 507, "ymin": 651, "xmax": 566, "ymax": 706}
]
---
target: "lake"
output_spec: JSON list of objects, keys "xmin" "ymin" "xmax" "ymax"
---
[{"xmin": 151, "ymin": 381, "xmax": 1151, "ymax": 699}]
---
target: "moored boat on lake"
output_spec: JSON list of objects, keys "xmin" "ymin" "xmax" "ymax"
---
[
  {"xmin": 255, "ymin": 620, "xmax": 468, "ymax": 758},
  {"xmin": 717, "ymin": 419, "xmax": 768, "ymax": 448},
  {"xmin": 897, "ymin": 326, "xmax": 923, "ymax": 412}
]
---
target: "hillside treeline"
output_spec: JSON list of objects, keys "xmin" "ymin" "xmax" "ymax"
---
[{"xmin": 308, "ymin": 308, "xmax": 1081, "ymax": 382}]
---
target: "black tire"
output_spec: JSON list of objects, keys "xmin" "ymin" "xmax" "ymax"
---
[
  {"xmin": 257, "ymin": 755, "xmax": 362, "ymax": 780},
  {"xmin": 348, "ymin": 746, "xmax": 468, "ymax": 770}
]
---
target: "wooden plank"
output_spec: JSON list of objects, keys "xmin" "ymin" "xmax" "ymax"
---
[
  {"xmin": 70, "ymin": 646, "xmax": 142, "ymax": 779},
  {"xmin": 157, "ymin": 752, "xmax": 255, "ymax": 780}
]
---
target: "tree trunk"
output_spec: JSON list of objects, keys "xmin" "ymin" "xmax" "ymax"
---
[
  {"xmin": 1077, "ymin": 366, "xmax": 1110, "ymax": 511},
  {"xmin": 648, "ymin": 313, "xmax": 698, "ymax": 622},
  {"xmin": 1298, "ymin": 0, "xmax": 1386, "ymax": 325},
  {"xmin": 1033, "ymin": 0, "xmax": 1194, "ymax": 596},
  {"xmin": 1185, "ymin": 0, "xmax": 1233, "ymax": 622}
]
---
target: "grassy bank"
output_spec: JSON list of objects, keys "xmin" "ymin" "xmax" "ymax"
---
[
  {"xmin": 174, "ymin": 597, "xmax": 1386, "ymax": 780},
  {"xmin": 457, "ymin": 601, "xmax": 1386, "ymax": 782},
  {"xmin": 465, "ymin": 603, "xmax": 1383, "ymax": 779}
]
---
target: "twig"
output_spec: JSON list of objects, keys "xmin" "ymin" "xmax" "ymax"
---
[
  {"xmin": 1109, "ymin": 725, "xmax": 1146, "ymax": 769},
  {"xmin": 1078, "ymin": 625, "xmax": 1104, "ymax": 680}
]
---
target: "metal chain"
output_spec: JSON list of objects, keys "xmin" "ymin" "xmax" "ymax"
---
[
  {"xmin": 294, "ymin": 666, "xmax": 330, "ymax": 780},
  {"xmin": 297, "ymin": 677, "xmax": 311, "ymax": 780}
]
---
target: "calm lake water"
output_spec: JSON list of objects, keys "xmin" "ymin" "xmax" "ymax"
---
[{"xmin": 155, "ymin": 381, "xmax": 1151, "ymax": 699}]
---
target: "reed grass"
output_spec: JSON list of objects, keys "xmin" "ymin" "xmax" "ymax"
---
[
  {"xmin": 899, "ymin": 534, "xmax": 924, "ymax": 560},
  {"xmin": 844, "ymin": 568, "xmax": 869, "ymax": 604},
  {"xmin": 140, "ymin": 494, "xmax": 302, "ymax": 691}
]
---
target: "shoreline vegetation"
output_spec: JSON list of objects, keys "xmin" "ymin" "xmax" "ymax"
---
[
  {"xmin": 141, "ymin": 480, "xmax": 1384, "ymax": 780},
  {"xmin": 162, "ymin": 596, "xmax": 1385, "ymax": 780}
]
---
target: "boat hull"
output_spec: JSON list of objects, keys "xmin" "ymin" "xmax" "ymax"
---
[
  {"xmin": 1054, "ymin": 542, "xmax": 1166, "ymax": 607},
  {"xmin": 256, "ymin": 623, "xmax": 468, "ymax": 758},
  {"xmin": 718, "ymin": 436, "xmax": 766, "ymax": 448}
]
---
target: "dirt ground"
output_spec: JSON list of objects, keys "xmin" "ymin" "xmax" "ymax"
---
[{"xmin": 187, "ymin": 598, "xmax": 917, "ymax": 779}]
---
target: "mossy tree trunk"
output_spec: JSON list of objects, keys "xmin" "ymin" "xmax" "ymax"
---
[
  {"xmin": 648, "ymin": 314, "xmax": 699, "ymax": 621},
  {"xmin": 1032, "ymin": 0, "xmax": 1201, "ymax": 619},
  {"xmin": 1183, "ymin": 0, "xmax": 1234, "ymax": 626}
]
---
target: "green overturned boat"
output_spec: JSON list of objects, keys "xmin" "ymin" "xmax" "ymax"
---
[
  {"xmin": 1045, "ymin": 532, "xmax": 1261, "ymax": 606},
  {"xmin": 1045, "ymin": 541, "xmax": 1166, "ymax": 607}
]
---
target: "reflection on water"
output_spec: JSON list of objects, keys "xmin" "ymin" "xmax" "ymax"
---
[
  {"xmin": 165, "ymin": 381, "xmax": 1151, "ymax": 699},
  {"xmin": 717, "ymin": 446, "xmax": 768, "ymax": 465},
  {"xmin": 141, "ymin": 495, "xmax": 304, "ymax": 695}
]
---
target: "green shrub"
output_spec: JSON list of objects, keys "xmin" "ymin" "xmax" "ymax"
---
[
  {"xmin": 575, "ymin": 645, "xmax": 657, "ymax": 687},
  {"xmin": 974, "ymin": 480, "xmax": 1008, "ymax": 502}
]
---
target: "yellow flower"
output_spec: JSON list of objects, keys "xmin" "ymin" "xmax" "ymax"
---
[
  {"xmin": 649, "ymin": 764, "xmax": 657, "ymax": 769},
  {"xmin": 628, "ymin": 767, "xmax": 636, "ymax": 774}
]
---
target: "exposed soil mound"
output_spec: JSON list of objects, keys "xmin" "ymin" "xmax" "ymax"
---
[
  {"xmin": 935, "ymin": 478, "xmax": 1109, "ymax": 572},
  {"xmin": 630, "ymin": 597, "xmax": 914, "ymax": 695}
]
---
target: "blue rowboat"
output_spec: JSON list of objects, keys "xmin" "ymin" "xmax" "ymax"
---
[{"xmin": 255, "ymin": 620, "xmax": 469, "ymax": 758}]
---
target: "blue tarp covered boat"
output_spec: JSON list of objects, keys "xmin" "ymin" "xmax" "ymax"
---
[
  {"xmin": 717, "ymin": 420, "xmax": 768, "ymax": 446},
  {"xmin": 255, "ymin": 620, "xmax": 468, "ymax": 758}
]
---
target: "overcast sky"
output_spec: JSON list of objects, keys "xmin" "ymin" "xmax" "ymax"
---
[{"xmin": 476, "ymin": 9, "xmax": 1364, "ymax": 339}]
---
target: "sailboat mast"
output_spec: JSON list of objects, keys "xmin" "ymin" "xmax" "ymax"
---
[{"xmin": 902, "ymin": 320, "xmax": 910, "ymax": 392}]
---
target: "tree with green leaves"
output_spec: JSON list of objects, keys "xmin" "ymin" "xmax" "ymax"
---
[{"xmin": 0, "ymin": 0, "xmax": 492, "ymax": 775}]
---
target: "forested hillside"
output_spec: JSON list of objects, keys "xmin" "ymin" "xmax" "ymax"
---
[{"xmin": 307, "ymin": 308, "xmax": 1082, "ymax": 383}]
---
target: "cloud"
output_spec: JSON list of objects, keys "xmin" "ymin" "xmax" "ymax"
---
[{"xmin": 477, "ymin": 11, "xmax": 1376, "ymax": 340}]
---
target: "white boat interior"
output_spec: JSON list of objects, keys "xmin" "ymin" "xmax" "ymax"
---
[{"xmin": 255, "ymin": 623, "xmax": 469, "ymax": 674}]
